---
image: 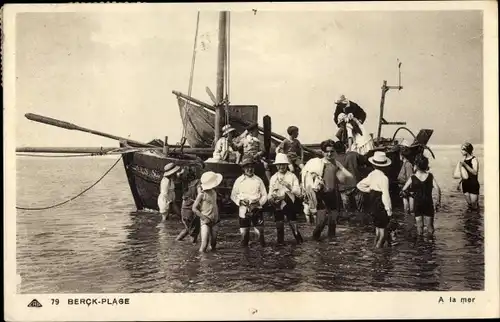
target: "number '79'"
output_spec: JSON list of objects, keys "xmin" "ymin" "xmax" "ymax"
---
[{"xmin": 51, "ymin": 299, "xmax": 59, "ymax": 305}]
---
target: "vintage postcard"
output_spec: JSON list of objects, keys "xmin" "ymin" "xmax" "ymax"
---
[{"xmin": 3, "ymin": 1, "xmax": 499, "ymax": 321}]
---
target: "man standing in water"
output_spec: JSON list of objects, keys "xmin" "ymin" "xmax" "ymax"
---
[
  {"xmin": 231, "ymin": 155, "xmax": 268, "ymax": 247},
  {"xmin": 303, "ymin": 139, "xmax": 353, "ymax": 240}
]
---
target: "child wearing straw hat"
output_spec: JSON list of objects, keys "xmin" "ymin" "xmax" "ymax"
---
[
  {"xmin": 356, "ymin": 151, "xmax": 393, "ymax": 248},
  {"xmin": 158, "ymin": 163, "xmax": 182, "ymax": 220},
  {"xmin": 192, "ymin": 171, "xmax": 223, "ymax": 252},
  {"xmin": 210, "ymin": 124, "xmax": 238, "ymax": 163},
  {"xmin": 268, "ymin": 153, "xmax": 304, "ymax": 245}
]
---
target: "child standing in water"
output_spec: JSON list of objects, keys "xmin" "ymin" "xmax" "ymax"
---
[
  {"xmin": 397, "ymin": 147, "xmax": 415, "ymax": 215},
  {"xmin": 158, "ymin": 163, "xmax": 182, "ymax": 220},
  {"xmin": 401, "ymin": 155, "xmax": 441, "ymax": 237},
  {"xmin": 192, "ymin": 171, "xmax": 223, "ymax": 253},
  {"xmin": 356, "ymin": 151, "xmax": 393, "ymax": 248},
  {"xmin": 458, "ymin": 142, "xmax": 480, "ymax": 211}
]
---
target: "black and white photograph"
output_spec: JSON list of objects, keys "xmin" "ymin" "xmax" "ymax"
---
[{"xmin": 3, "ymin": 2, "xmax": 499, "ymax": 321}]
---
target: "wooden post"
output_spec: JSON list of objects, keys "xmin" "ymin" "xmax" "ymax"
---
[
  {"xmin": 163, "ymin": 136, "xmax": 169, "ymax": 155},
  {"xmin": 376, "ymin": 80, "xmax": 389, "ymax": 141},
  {"xmin": 214, "ymin": 11, "xmax": 228, "ymax": 143}
]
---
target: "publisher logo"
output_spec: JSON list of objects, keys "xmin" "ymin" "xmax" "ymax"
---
[{"xmin": 27, "ymin": 299, "xmax": 42, "ymax": 308}]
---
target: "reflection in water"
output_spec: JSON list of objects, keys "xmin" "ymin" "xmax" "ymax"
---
[
  {"xmin": 461, "ymin": 212, "xmax": 484, "ymax": 290},
  {"xmin": 119, "ymin": 212, "xmax": 162, "ymax": 288},
  {"xmin": 371, "ymin": 249, "xmax": 395, "ymax": 287},
  {"xmin": 412, "ymin": 239, "xmax": 441, "ymax": 291}
]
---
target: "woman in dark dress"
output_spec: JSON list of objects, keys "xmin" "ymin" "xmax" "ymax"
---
[
  {"xmin": 459, "ymin": 142, "xmax": 480, "ymax": 211},
  {"xmin": 401, "ymin": 156, "xmax": 441, "ymax": 237}
]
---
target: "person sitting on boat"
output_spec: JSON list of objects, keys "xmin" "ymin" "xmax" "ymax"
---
[
  {"xmin": 208, "ymin": 124, "xmax": 238, "ymax": 163},
  {"xmin": 333, "ymin": 95, "xmax": 368, "ymax": 152},
  {"xmin": 234, "ymin": 122, "xmax": 271, "ymax": 180},
  {"xmin": 158, "ymin": 163, "xmax": 182, "ymax": 220},
  {"xmin": 268, "ymin": 153, "xmax": 304, "ymax": 245},
  {"xmin": 230, "ymin": 155, "xmax": 268, "ymax": 248},
  {"xmin": 275, "ymin": 125, "xmax": 304, "ymax": 178}
]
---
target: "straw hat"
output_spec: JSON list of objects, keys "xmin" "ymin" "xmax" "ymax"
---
[
  {"xmin": 200, "ymin": 171, "xmax": 223, "ymax": 190},
  {"xmin": 163, "ymin": 163, "xmax": 181, "ymax": 177},
  {"xmin": 273, "ymin": 153, "xmax": 290, "ymax": 165},
  {"xmin": 222, "ymin": 124, "xmax": 236, "ymax": 136},
  {"xmin": 368, "ymin": 151, "xmax": 392, "ymax": 167}
]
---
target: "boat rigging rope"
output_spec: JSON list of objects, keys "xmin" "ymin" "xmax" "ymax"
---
[
  {"xmin": 180, "ymin": 11, "xmax": 201, "ymax": 143},
  {"xmin": 16, "ymin": 153, "xmax": 103, "ymax": 158},
  {"xmin": 15, "ymin": 156, "xmax": 123, "ymax": 211}
]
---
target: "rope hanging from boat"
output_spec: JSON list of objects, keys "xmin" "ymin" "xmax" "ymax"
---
[
  {"xmin": 15, "ymin": 156, "xmax": 122, "ymax": 211},
  {"xmin": 180, "ymin": 11, "xmax": 201, "ymax": 142}
]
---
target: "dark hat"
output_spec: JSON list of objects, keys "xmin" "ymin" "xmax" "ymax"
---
[
  {"xmin": 246, "ymin": 122, "xmax": 259, "ymax": 131},
  {"xmin": 240, "ymin": 155, "xmax": 257, "ymax": 167}
]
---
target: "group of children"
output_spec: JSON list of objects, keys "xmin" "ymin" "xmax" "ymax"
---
[{"xmin": 158, "ymin": 119, "xmax": 480, "ymax": 251}]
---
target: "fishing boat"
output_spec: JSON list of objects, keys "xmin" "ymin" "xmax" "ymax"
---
[{"xmin": 17, "ymin": 11, "xmax": 434, "ymax": 213}]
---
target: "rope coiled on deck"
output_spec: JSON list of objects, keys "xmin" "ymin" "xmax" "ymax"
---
[{"xmin": 16, "ymin": 156, "xmax": 122, "ymax": 211}]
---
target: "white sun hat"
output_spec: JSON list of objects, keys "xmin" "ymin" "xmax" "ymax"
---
[
  {"xmin": 200, "ymin": 171, "xmax": 223, "ymax": 191},
  {"xmin": 273, "ymin": 153, "xmax": 290, "ymax": 165},
  {"xmin": 222, "ymin": 124, "xmax": 236, "ymax": 136},
  {"xmin": 368, "ymin": 151, "xmax": 392, "ymax": 167},
  {"xmin": 163, "ymin": 163, "xmax": 181, "ymax": 177}
]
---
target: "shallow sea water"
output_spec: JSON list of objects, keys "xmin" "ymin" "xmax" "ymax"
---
[{"xmin": 16, "ymin": 145, "xmax": 484, "ymax": 293}]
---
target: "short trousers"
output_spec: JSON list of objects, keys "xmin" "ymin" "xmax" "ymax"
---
[
  {"xmin": 316, "ymin": 190, "xmax": 339, "ymax": 211},
  {"xmin": 272, "ymin": 194, "xmax": 301, "ymax": 222},
  {"xmin": 239, "ymin": 208, "xmax": 264, "ymax": 228}
]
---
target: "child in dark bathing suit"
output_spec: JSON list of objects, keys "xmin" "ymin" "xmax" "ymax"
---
[
  {"xmin": 401, "ymin": 155, "xmax": 441, "ymax": 237},
  {"xmin": 458, "ymin": 142, "xmax": 480, "ymax": 211}
]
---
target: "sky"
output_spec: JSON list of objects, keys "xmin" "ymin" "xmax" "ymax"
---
[{"xmin": 14, "ymin": 9, "xmax": 484, "ymax": 148}]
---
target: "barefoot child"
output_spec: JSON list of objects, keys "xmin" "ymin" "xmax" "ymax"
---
[
  {"xmin": 356, "ymin": 151, "xmax": 393, "ymax": 248},
  {"xmin": 176, "ymin": 171, "xmax": 202, "ymax": 244},
  {"xmin": 401, "ymin": 155, "xmax": 441, "ymax": 237},
  {"xmin": 192, "ymin": 171, "xmax": 223, "ymax": 252}
]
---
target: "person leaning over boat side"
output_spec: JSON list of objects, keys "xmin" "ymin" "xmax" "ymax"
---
[
  {"xmin": 176, "ymin": 169, "xmax": 202, "ymax": 243},
  {"xmin": 356, "ymin": 152, "xmax": 393, "ymax": 248},
  {"xmin": 268, "ymin": 153, "xmax": 304, "ymax": 245},
  {"xmin": 397, "ymin": 146, "xmax": 415, "ymax": 216},
  {"xmin": 401, "ymin": 155, "xmax": 441, "ymax": 238},
  {"xmin": 230, "ymin": 155, "xmax": 268, "ymax": 247},
  {"xmin": 158, "ymin": 163, "xmax": 182, "ymax": 220},
  {"xmin": 192, "ymin": 171, "xmax": 223, "ymax": 252},
  {"xmin": 302, "ymin": 139, "xmax": 354, "ymax": 241},
  {"xmin": 332, "ymin": 140, "xmax": 366, "ymax": 219},
  {"xmin": 210, "ymin": 124, "xmax": 238, "ymax": 163},
  {"xmin": 234, "ymin": 122, "xmax": 271, "ymax": 180},
  {"xmin": 275, "ymin": 125, "xmax": 304, "ymax": 178},
  {"xmin": 333, "ymin": 95, "xmax": 367, "ymax": 151},
  {"xmin": 457, "ymin": 142, "xmax": 480, "ymax": 211}
]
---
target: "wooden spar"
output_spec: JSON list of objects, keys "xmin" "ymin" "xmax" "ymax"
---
[
  {"xmin": 17, "ymin": 144, "xmax": 323, "ymax": 155},
  {"xmin": 214, "ymin": 11, "xmax": 228, "ymax": 142},
  {"xmin": 376, "ymin": 80, "xmax": 389, "ymax": 141},
  {"xmin": 24, "ymin": 113, "xmax": 157, "ymax": 148},
  {"xmin": 172, "ymin": 91, "xmax": 321, "ymax": 156}
]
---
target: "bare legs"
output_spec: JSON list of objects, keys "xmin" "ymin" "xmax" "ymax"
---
[
  {"xmin": 464, "ymin": 193, "xmax": 479, "ymax": 211},
  {"xmin": 199, "ymin": 224, "xmax": 218, "ymax": 253}
]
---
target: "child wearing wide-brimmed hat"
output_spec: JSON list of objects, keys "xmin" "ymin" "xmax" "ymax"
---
[
  {"xmin": 158, "ymin": 163, "xmax": 182, "ymax": 220},
  {"xmin": 268, "ymin": 153, "xmax": 304, "ymax": 245},
  {"xmin": 356, "ymin": 151, "xmax": 393, "ymax": 248},
  {"xmin": 231, "ymin": 155, "xmax": 268, "ymax": 247},
  {"xmin": 192, "ymin": 171, "xmax": 223, "ymax": 252}
]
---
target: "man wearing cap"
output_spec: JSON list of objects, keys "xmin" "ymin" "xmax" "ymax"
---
[
  {"xmin": 230, "ymin": 155, "xmax": 268, "ymax": 247},
  {"xmin": 302, "ymin": 139, "xmax": 354, "ymax": 240},
  {"xmin": 210, "ymin": 124, "xmax": 238, "ymax": 163},
  {"xmin": 158, "ymin": 162, "xmax": 182, "ymax": 220},
  {"xmin": 268, "ymin": 153, "xmax": 304, "ymax": 245},
  {"xmin": 333, "ymin": 95, "xmax": 367, "ymax": 150}
]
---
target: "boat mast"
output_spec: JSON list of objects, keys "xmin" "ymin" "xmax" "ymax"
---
[
  {"xmin": 376, "ymin": 62, "xmax": 405, "ymax": 141},
  {"xmin": 214, "ymin": 11, "xmax": 228, "ymax": 142}
]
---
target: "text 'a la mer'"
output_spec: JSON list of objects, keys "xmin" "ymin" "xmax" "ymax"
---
[{"xmin": 438, "ymin": 296, "xmax": 476, "ymax": 304}]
